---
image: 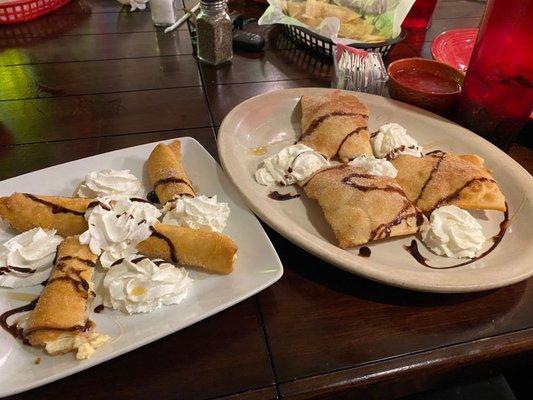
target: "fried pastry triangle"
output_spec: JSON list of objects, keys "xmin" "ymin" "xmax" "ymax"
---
[
  {"xmin": 302, "ymin": 165, "xmax": 426, "ymax": 248},
  {"xmin": 391, "ymin": 152, "xmax": 506, "ymax": 214},
  {"xmin": 299, "ymin": 92, "xmax": 372, "ymax": 161}
]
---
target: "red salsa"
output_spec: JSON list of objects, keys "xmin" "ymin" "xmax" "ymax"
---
[{"xmin": 394, "ymin": 69, "xmax": 461, "ymax": 94}]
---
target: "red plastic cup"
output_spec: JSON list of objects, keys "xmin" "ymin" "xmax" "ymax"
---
[
  {"xmin": 402, "ymin": 0, "xmax": 439, "ymax": 30},
  {"xmin": 458, "ymin": 0, "xmax": 533, "ymax": 149}
]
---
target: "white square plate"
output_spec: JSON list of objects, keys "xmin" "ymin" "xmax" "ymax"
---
[
  {"xmin": 0, "ymin": 137, "xmax": 283, "ymax": 397},
  {"xmin": 218, "ymin": 88, "xmax": 533, "ymax": 293}
]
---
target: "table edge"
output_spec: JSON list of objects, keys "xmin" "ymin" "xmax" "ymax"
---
[{"xmin": 279, "ymin": 327, "xmax": 533, "ymax": 399}]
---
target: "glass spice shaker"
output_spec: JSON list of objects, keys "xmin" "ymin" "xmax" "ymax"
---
[
  {"xmin": 196, "ymin": 0, "xmax": 233, "ymax": 65},
  {"xmin": 150, "ymin": 0, "xmax": 180, "ymax": 27}
]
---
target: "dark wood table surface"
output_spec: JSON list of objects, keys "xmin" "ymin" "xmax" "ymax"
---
[{"xmin": 0, "ymin": 1, "xmax": 531, "ymax": 399}]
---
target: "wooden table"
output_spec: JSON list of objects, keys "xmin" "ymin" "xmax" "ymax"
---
[{"xmin": 0, "ymin": 1, "xmax": 531, "ymax": 399}]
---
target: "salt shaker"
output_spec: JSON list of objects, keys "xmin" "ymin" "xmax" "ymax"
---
[
  {"xmin": 196, "ymin": 0, "xmax": 233, "ymax": 65},
  {"xmin": 150, "ymin": 0, "xmax": 180, "ymax": 27}
]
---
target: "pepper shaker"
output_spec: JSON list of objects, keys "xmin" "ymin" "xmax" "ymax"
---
[{"xmin": 196, "ymin": 0, "xmax": 233, "ymax": 65}]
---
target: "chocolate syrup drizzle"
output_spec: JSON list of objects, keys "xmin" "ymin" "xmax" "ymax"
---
[
  {"xmin": 87, "ymin": 200, "xmax": 111, "ymax": 211},
  {"xmin": 369, "ymin": 201, "xmax": 424, "ymax": 241},
  {"xmin": 47, "ymin": 262, "xmax": 91, "ymax": 297},
  {"xmin": 385, "ymin": 145, "xmax": 420, "ymax": 161},
  {"xmin": 414, "ymin": 151, "xmax": 447, "ymax": 204},
  {"xmin": 342, "ymin": 172, "xmax": 408, "ymax": 197},
  {"xmin": 404, "ymin": 241, "xmax": 430, "ymax": 267},
  {"xmin": 149, "ymin": 226, "xmax": 179, "ymax": 263},
  {"xmin": 301, "ymin": 164, "xmax": 348, "ymax": 189},
  {"xmin": 110, "ymin": 256, "xmax": 168, "ymax": 267},
  {"xmin": 303, "ymin": 165, "xmax": 425, "ymax": 241},
  {"xmin": 414, "ymin": 150, "xmax": 498, "ymax": 210},
  {"xmin": 434, "ymin": 178, "xmax": 495, "ymax": 209},
  {"xmin": 343, "ymin": 173, "xmax": 425, "ymax": 240},
  {"xmin": 56, "ymin": 256, "xmax": 96, "ymax": 268},
  {"xmin": 0, "ymin": 254, "xmax": 93, "ymax": 277},
  {"xmin": 425, "ymin": 150, "xmax": 447, "ymax": 156},
  {"xmin": 47, "ymin": 253, "xmax": 94, "ymax": 299},
  {"xmin": 131, "ymin": 256, "xmax": 167, "ymax": 266},
  {"xmin": 336, "ymin": 126, "xmax": 367, "ymax": 157},
  {"xmin": 87, "ymin": 197, "xmax": 150, "ymax": 211},
  {"xmin": 23, "ymin": 320, "xmax": 93, "ymax": 338},
  {"xmin": 292, "ymin": 150, "xmax": 314, "ymax": 165},
  {"xmin": 23, "ymin": 194, "xmax": 85, "ymax": 216},
  {"xmin": 274, "ymin": 150, "xmax": 317, "ymax": 186},
  {"xmin": 268, "ymin": 191, "xmax": 301, "ymax": 201},
  {"xmin": 0, "ymin": 251, "xmax": 97, "ymax": 341},
  {"xmin": 48, "ymin": 275, "xmax": 89, "ymax": 293},
  {"xmin": 153, "ymin": 177, "xmax": 195, "ymax": 198},
  {"xmin": 130, "ymin": 197, "xmax": 150, "ymax": 204},
  {"xmin": 0, "ymin": 298, "xmax": 38, "ymax": 340},
  {"xmin": 52, "ymin": 245, "xmax": 60, "ymax": 264},
  {"xmin": 147, "ymin": 191, "xmax": 160, "ymax": 204},
  {"xmin": 94, "ymin": 304, "xmax": 104, "ymax": 313},
  {"xmin": 358, "ymin": 247, "xmax": 371, "ymax": 257},
  {"xmin": 0, "ymin": 266, "xmax": 35, "ymax": 275},
  {"xmin": 0, "ymin": 296, "xmax": 93, "ymax": 341},
  {"xmin": 405, "ymin": 204, "xmax": 509, "ymax": 269},
  {"xmin": 110, "ymin": 258, "xmax": 123, "ymax": 267},
  {"xmin": 301, "ymin": 112, "xmax": 368, "ymax": 139}
]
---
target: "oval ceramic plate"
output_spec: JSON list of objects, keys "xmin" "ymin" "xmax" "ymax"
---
[
  {"xmin": 218, "ymin": 88, "xmax": 533, "ymax": 293},
  {"xmin": 431, "ymin": 28, "xmax": 478, "ymax": 72}
]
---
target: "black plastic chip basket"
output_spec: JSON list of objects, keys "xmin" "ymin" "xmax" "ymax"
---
[{"xmin": 282, "ymin": 24, "xmax": 406, "ymax": 59}]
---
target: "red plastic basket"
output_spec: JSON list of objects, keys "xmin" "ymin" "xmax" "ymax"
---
[{"xmin": 0, "ymin": 0, "xmax": 71, "ymax": 24}]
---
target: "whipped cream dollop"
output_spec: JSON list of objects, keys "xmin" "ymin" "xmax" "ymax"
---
[
  {"xmin": 103, "ymin": 254, "xmax": 191, "ymax": 314},
  {"xmin": 421, "ymin": 205, "xmax": 485, "ymax": 258},
  {"xmin": 0, "ymin": 228, "xmax": 63, "ymax": 288},
  {"xmin": 162, "ymin": 195, "xmax": 230, "ymax": 233},
  {"xmin": 371, "ymin": 123, "xmax": 423, "ymax": 159},
  {"xmin": 255, "ymin": 144, "xmax": 329, "ymax": 186},
  {"xmin": 79, "ymin": 197, "xmax": 161, "ymax": 269},
  {"xmin": 77, "ymin": 169, "xmax": 141, "ymax": 198},
  {"xmin": 349, "ymin": 155, "xmax": 398, "ymax": 178}
]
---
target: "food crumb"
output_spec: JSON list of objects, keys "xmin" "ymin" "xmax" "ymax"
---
[{"xmin": 34, "ymin": 357, "xmax": 41, "ymax": 365}]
